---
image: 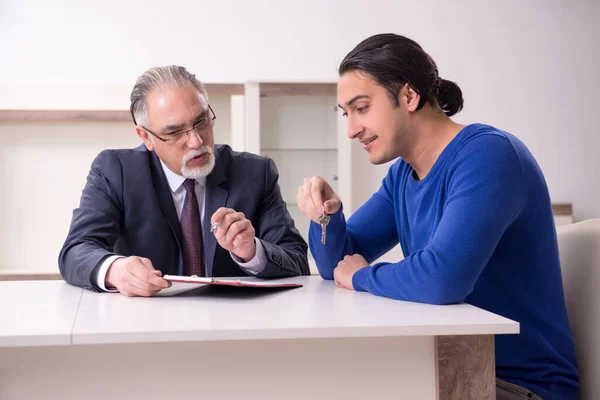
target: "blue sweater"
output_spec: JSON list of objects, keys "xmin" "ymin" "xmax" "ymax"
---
[{"xmin": 310, "ymin": 124, "xmax": 579, "ymax": 400}]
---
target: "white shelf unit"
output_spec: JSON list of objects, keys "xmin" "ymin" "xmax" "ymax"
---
[{"xmin": 239, "ymin": 83, "xmax": 344, "ymax": 273}]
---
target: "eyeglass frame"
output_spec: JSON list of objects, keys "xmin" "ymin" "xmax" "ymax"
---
[{"xmin": 129, "ymin": 103, "xmax": 216, "ymax": 143}]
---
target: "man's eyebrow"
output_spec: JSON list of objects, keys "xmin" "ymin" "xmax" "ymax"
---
[
  {"xmin": 193, "ymin": 109, "xmax": 209, "ymax": 122},
  {"xmin": 337, "ymin": 94, "xmax": 370, "ymax": 109},
  {"xmin": 163, "ymin": 123, "xmax": 186, "ymax": 132},
  {"xmin": 162, "ymin": 110, "xmax": 209, "ymax": 132}
]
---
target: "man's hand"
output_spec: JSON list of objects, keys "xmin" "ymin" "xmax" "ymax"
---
[
  {"xmin": 105, "ymin": 256, "xmax": 171, "ymax": 297},
  {"xmin": 334, "ymin": 254, "xmax": 370, "ymax": 290},
  {"xmin": 211, "ymin": 208, "xmax": 257, "ymax": 262},
  {"xmin": 296, "ymin": 176, "xmax": 341, "ymax": 223}
]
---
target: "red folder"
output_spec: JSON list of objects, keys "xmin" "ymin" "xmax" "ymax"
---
[{"xmin": 163, "ymin": 275, "xmax": 303, "ymax": 288}]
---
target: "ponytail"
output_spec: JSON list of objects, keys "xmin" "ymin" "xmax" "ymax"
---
[{"xmin": 436, "ymin": 78, "xmax": 464, "ymax": 117}]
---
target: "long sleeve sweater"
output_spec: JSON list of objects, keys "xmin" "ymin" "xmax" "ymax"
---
[{"xmin": 309, "ymin": 124, "xmax": 579, "ymax": 400}]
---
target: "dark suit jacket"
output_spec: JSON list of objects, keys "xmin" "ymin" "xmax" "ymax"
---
[{"xmin": 58, "ymin": 144, "xmax": 309, "ymax": 291}]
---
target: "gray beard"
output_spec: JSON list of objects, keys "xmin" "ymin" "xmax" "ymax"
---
[{"xmin": 181, "ymin": 147, "xmax": 216, "ymax": 179}]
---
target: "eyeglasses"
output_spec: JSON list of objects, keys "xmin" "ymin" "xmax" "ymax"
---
[{"xmin": 130, "ymin": 104, "xmax": 216, "ymax": 143}]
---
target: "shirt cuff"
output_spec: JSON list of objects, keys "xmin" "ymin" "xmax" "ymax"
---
[
  {"xmin": 230, "ymin": 238, "xmax": 267, "ymax": 275},
  {"xmin": 94, "ymin": 255, "xmax": 123, "ymax": 292}
]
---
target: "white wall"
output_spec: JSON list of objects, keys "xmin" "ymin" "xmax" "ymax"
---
[
  {"xmin": 0, "ymin": 0, "xmax": 599, "ymax": 271},
  {"xmin": 2, "ymin": 0, "xmax": 598, "ymax": 217},
  {"xmin": 0, "ymin": 97, "xmax": 232, "ymax": 272},
  {"xmin": 0, "ymin": 122, "xmax": 138, "ymax": 272}
]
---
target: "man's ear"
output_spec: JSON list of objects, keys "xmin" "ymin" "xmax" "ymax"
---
[
  {"xmin": 397, "ymin": 83, "xmax": 420, "ymax": 112},
  {"xmin": 402, "ymin": 83, "xmax": 421, "ymax": 112},
  {"xmin": 135, "ymin": 126, "xmax": 154, "ymax": 151}
]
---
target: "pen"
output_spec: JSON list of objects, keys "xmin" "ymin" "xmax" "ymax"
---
[{"xmin": 210, "ymin": 222, "xmax": 220, "ymax": 233}]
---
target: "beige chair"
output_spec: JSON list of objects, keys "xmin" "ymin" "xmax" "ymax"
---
[{"xmin": 557, "ymin": 218, "xmax": 600, "ymax": 400}]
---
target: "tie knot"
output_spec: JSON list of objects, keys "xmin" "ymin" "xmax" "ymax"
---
[{"xmin": 183, "ymin": 179, "xmax": 195, "ymax": 192}]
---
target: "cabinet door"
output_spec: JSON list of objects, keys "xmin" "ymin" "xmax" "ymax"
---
[{"xmin": 260, "ymin": 94, "xmax": 338, "ymax": 263}]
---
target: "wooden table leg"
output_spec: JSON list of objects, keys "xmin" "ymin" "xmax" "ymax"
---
[{"xmin": 436, "ymin": 335, "xmax": 495, "ymax": 400}]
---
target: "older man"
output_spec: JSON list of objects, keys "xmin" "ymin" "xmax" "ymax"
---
[{"xmin": 59, "ymin": 65, "xmax": 309, "ymax": 296}]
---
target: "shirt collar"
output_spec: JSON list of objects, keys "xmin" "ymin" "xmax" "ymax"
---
[{"xmin": 160, "ymin": 159, "xmax": 206, "ymax": 193}]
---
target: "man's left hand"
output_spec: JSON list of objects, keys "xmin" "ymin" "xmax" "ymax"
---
[
  {"xmin": 334, "ymin": 254, "xmax": 369, "ymax": 290},
  {"xmin": 211, "ymin": 208, "xmax": 257, "ymax": 262}
]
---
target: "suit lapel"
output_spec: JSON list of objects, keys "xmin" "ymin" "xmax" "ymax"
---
[
  {"xmin": 149, "ymin": 151, "xmax": 183, "ymax": 273},
  {"xmin": 203, "ymin": 151, "xmax": 228, "ymax": 277}
]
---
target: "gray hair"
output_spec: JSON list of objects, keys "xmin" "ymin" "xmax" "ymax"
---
[{"xmin": 129, "ymin": 65, "xmax": 208, "ymax": 127}]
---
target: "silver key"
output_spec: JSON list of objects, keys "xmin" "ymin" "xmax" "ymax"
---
[{"xmin": 318, "ymin": 211, "xmax": 330, "ymax": 245}]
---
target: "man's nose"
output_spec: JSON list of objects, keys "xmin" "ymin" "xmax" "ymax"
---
[{"xmin": 186, "ymin": 129, "xmax": 203, "ymax": 148}]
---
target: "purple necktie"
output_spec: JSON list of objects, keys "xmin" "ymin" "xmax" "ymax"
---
[{"xmin": 181, "ymin": 179, "xmax": 206, "ymax": 277}]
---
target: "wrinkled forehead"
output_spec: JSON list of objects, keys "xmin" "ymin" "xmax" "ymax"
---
[{"xmin": 146, "ymin": 84, "xmax": 209, "ymax": 127}]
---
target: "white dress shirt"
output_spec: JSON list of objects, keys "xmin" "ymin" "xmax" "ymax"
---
[{"xmin": 93, "ymin": 160, "xmax": 267, "ymax": 292}]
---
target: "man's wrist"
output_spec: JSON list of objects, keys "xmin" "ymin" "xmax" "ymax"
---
[
  {"xmin": 230, "ymin": 238, "xmax": 267, "ymax": 275},
  {"xmin": 105, "ymin": 258, "xmax": 123, "ymax": 289},
  {"xmin": 235, "ymin": 242, "xmax": 257, "ymax": 263},
  {"xmin": 95, "ymin": 255, "xmax": 123, "ymax": 292}
]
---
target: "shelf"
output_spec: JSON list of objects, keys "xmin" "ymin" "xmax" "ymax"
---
[
  {"xmin": 0, "ymin": 83, "xmax": 335, "ymax": 123},
  {"xmin": 552, "ymin": 203, "xmax": 572, "ymax": 216},
  {"xmin": 0, "ymin": 110, "xmax": 132, "ymax": 122},
  {"xmin": 0, "ymin": 270, "xmax": 62, "ymax": 281},
  {"xmin": 204, "ymin": 83, "xmax": 245, "ymax": 96},
  {"xmin": 0, "ymin": 83, "xmax": 244, "ymax": 123},
  {"xmin": 259, "ymin": 82, "xmax": 336, "ymax": 97}
]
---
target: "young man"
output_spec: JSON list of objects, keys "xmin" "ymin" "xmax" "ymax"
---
[
  {"xmin": 59, "ymin": 65, "xmax": 309, "ymax": 296},
  {"xmin": 297, "ymin": 33, "xmax": 578, "ymax": 400}
]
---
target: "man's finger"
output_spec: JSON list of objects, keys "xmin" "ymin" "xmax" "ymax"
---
[
  {"xmin": 137, "ymin": 257, "xmax": 154, "ymax": 269},
  {"xmin": 297, "ymin": 182, "xmax": 310, "ymax": 207},
  {"xmin": 129, "ymin": 275, "xmax": 166, "ymax": 294},
  {"xmin": 211, "ymin": 207, "xmax": 235, "ymax": 225},
  {"xmin": 324, "ymin": 198, "xmax": 341, "ymax": 214},
  {"xmin": 120, "ymin": 283, "xmax": 150, "ymax": 297},
  {"xmin": 333, "ymin": 268, "xmax": 342, "ymax": 287},
  {"xmin": 130, "ymin": 260, "xmax": 170, "ymax": 288},
  {"xmin": 310, "ymin": 178, "xmax": 324, "ymax": 211},
  {"xmin": 298, "ymin": 180, "xmax": 320, "ymax": 222},
  {"xmin": 123, "ymin": 282, "xmax": 159, "ymax": 297},
  {"xmin": 225, "ymin": 220, "xmax": 251, "ymax": 244},
  {"xmin": 215, "ymin": 212, "xmax": 244, "ymax": 239},
  {"xmin": 213, "ymin": 210, "xmax": 241, "ymax": 236}
]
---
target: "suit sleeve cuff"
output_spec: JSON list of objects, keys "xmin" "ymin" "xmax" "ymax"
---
[
  {"xmin": 94, "ymin": 255, "xmax": 123, "ymax": 292},
  {"xmin": 230, "ymin": 238, "xmax": 267, "ymax": 275}
]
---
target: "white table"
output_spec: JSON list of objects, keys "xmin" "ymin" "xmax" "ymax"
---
[
  {"xmin": 0, "ymin": 277, "xmax": 518, "ymax": 400},
  {"xmin": 0, "ymin": 280, "xmax": 82, "ymax": 346}
]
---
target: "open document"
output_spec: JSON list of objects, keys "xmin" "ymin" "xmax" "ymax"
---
[{"xmin": 156, "ymin": 275, "xmax": 303, "ymax": 296}]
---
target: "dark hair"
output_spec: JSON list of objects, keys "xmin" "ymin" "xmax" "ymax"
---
[{"xmin": 339, "ymin": 33, "xmax": 464, "ymax": 117}]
